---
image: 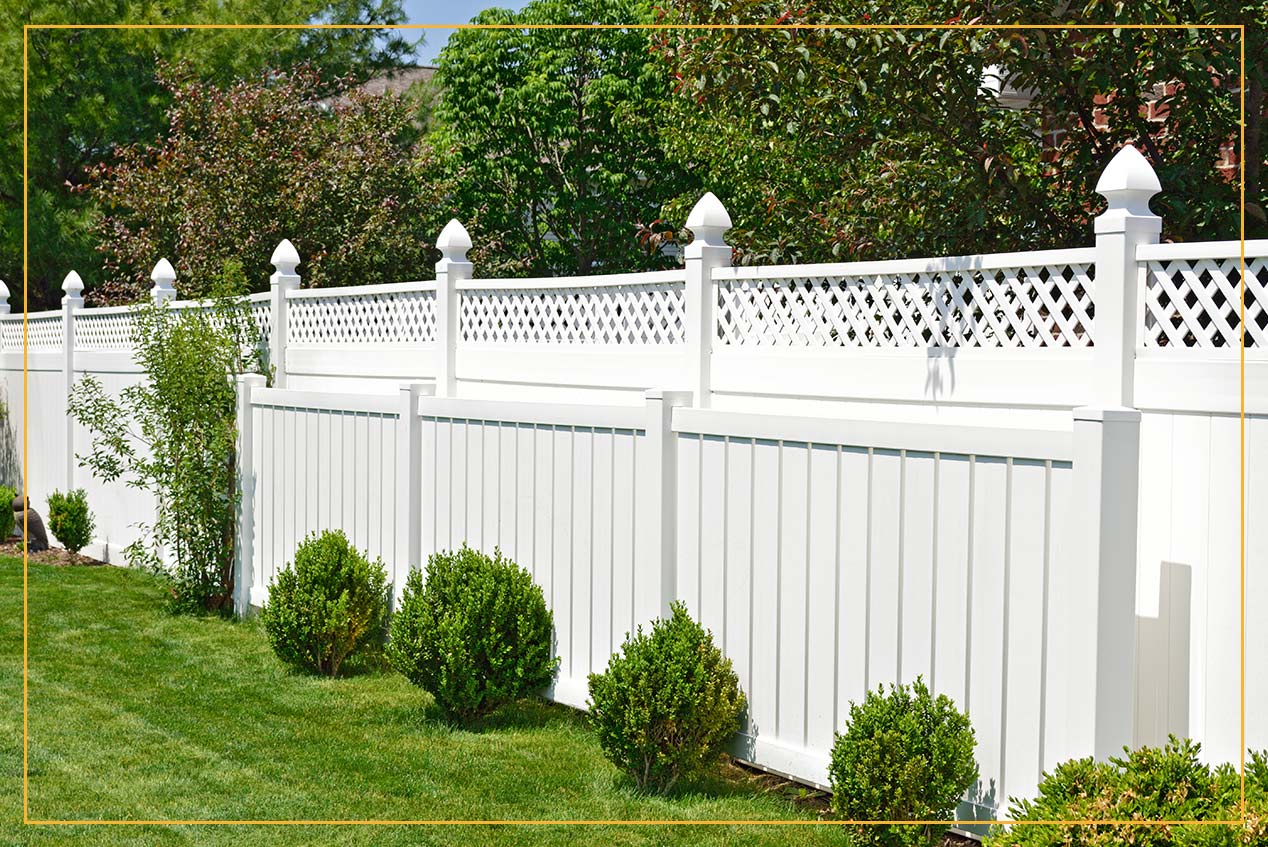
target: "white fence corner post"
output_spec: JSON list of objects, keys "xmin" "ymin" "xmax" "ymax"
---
[
  {"xmin": 394, "ymin": 380, "xmax": 431, "ymax": 605},
  {"xmin": 150, "ymin": 258, "xmax": 177, "ymax": 304},
  {"xmin": 61, "ymin": 270, "xmax": 84, "ymax": 492},
  {"xmin": 1071, "ymin": 144, "xmax": 1159, "ymax": 761},
  {"xmin": 0, "ymin": 279, "xmax": 10, "ymax": 315},
  {"xmin": 234, "ymin": 372, "xmax": 266, "ymax": 617},
  {"xmin": 434, "ymin": 219, "xmax": 472, "ymax": 398},
  {"xmin": 1092, "ymin": 144, "xmax": 1160, "ymax": 408},
  {"xmin": 269, "ymin": 239, "xmax": 301, "ymax": 389},
  {"xmin": 683, "ymin": 192, "xmax": 731, "ymax": 409},
  {"xmin": 644, "ymin": 389, "xmax": 692, "ymax": 619}
]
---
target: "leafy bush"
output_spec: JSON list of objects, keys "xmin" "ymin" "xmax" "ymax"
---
[
  {"xmin": 69, "ymin": 270, "xmax": 259, "ymax": 612},
  {"xmin": 986, "ymin": 739, "xmax": 1268, "ymax": 847},
  {"xmin": 586, "ymin": 601, "xmax": 746, "ymax": 794},
  {"xmin": 261, "ymin": 530, "xmax": 389, "ymax": 677},
  {"xmin": 828, "ymin": 677, "xmax": 977, "ymax": 847},
  {"xmin": 0, "ymin": 484, "xmax": 15, "ymax": 540},
  {"xmin": 388, "ymin": 546, "xmax": 557, "ymax": 724},
  {"xmin": 47, "ymin": 488, "xmax": 95, "ymax": 553}
]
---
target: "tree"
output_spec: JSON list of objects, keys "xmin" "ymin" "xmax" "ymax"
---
[
  {"xmin": 653, "ymin": 1, "xmax": 1255, "ymax": 266},
  {"xmin": 435, "ymin": 0, "xmax": 699, "ymax": 277},
  {"xmin": 88, "ymin": 66, "xmax": 452, "ymax": 303},
  {"xmin": 2, "ymin": 0, "xmax": 415, "ymax": 310}
]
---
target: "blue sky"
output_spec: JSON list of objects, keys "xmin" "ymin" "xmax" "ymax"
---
[{"xmin": 400, "ymin": 0, "xmax": 529, "ymax": 65}]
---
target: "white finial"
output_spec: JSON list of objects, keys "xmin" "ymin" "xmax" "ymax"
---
[
  {"xmin": 436, "ymin": 219, "xmax": 472, "ymax": 264},
  {"xmin": 270, "ymin": 238, "xmax": 301, "ymax": 275},
  {"xmin": 686, "ymin": 192, "xmax": 732, "ymax": 247},
  {"xmin": 150, "ymin": 258, "xmax": 177, "ymax": 303},
  {"xmin": 62, "ymin": 271, "xmax": 84, "ymax": 307},
  {"xmin": 0, "ymin": 279, "xmax": 9, "ymax": 315},
  {"xmin": 1096, "ymin": 145, "xmax": 1161, "ymax": 218}
]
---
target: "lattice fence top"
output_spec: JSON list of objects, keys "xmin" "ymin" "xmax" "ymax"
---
[
  {"xmin": 75, "ymin": 309, "xmax": 135, "ymax": 351},
  {"xmin": 249, "ymin": 297, "xmax": 272, "ymax": 351},
  {"xmin": 461, "ymin": 274, "xmax": 687, "ymax": 345},
  {"xmin": 0, "ymin": 314, "xmax": 63, "ymax": 351},
  {"xmin": 715, "ymin": 255, "xmax": 1095, "ymax": 348},
  {"xmin": 1141, "ymin": 248, "xmax": 1267, "ymax": 348},
  {"xmin": 288, "ymin": 286, "xmax": 436, "ymax": 345}
]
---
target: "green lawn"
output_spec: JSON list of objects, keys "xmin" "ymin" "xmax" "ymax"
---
[{"xmin": 2, "ymin": 557, "xmax": 850, "ymax": 846}]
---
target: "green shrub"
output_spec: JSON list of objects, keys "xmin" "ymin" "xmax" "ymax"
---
[
  {"xmin": 261, "ymin": 530, "xmax": 389, "ymax": 677},
  {"xmin": 388, "ymin": 546, "xmax": 557, "ymax": 724},
  {"xmin": 0, "ymin": 484, "xmax": 15, "ymax": 540},
  {"xmin": 986, "ymin": 739, "xmax": 1268, "ymax": 847},
  {"xmin": 828, "ymin": 677, "xmax": 977, "ymax": 847},
  {"xmin": 47, "ymin": 488, "xmax": 95, "ymax": 554},
  {"xmin": 586, "ymin": 601, "xmax": 746, "ymax": 794}
]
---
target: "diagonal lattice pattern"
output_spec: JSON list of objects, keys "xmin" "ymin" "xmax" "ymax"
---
[
  {"xmin": 75, "ymin": 311, "xmax": 136, "ymax": 350},
  {"xmin": 1142, "ymin": 257, "xmax": 1266, "ymax": 348},
  {"xmin": 288, "ymin": 290, "xmax": 435, "ymax": 345},
  {"xmin": 461, "ymin": 282, "xmax": 686, "ymax": 344},
  {"xmin": 716, "ymin": 264, "xmax": 1095, "ymax": 347},
  {"xmin": 0, "ymin": 315, "xmax": 63, "ymax": 351}
]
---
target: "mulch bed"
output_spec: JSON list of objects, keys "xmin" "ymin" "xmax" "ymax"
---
[{"xmin": 0, "ymin": 540, "xmax": 106, "ymax": 566}]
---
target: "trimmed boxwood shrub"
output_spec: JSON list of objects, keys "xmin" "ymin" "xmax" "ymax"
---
[
  {"xmin": 829, "ymin": 676, "xmax": 978, "ymax": 847},
  {"xmin": 387, "ymin": 546, "xmax": 557, "ymax": 724},
  {"xmin": 0, "ymin": 484, "xmax": 15, "ymax": 540},
  {"xmin": 587, "ymin": 601, "xmax": 746, "ymax": 794},
  {"xmin": 261, "ymin": 530, "xmax": 389, "ymax": 677},
  {"xmin": 47, "ymin": 488, "xmax": 95, "ymax": 554},
  {"xmin": 986, "ymin": 738, "xmax": 1268, "ymax": 847}
]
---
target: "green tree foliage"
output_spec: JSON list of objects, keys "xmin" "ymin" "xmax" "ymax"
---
[
  {"xmin": 67, "ymin": 269, "xmax": 260, "ymax": 612},
  {"xmin": 986, "ymin": 739, "xmax": 1268, "ymax": 846},
  {"xmin": 435, "ymin": 0, "xmax": 699, "ymax": 277},
  {"xmin": 654, "ymin": 2, "xmax": 1255, "ymax": 265},
  {"xmin": 89, "ymin": 66, "xmax": 452, "ymax": 303},
  {"xmin": 2, "ymin": 0, "xmax": 415, "ymax": 309},
  {"xmin": 262, "ymin": 529, "xmax": 390, "ymax": 677}
]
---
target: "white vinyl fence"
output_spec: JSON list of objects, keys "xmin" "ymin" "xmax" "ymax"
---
[{"xmin": 2, "ymin": 145, "xmax": 1264, "ymax": 824}]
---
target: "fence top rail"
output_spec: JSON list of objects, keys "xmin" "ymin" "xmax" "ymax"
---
[
  {"xmin": 673, "ymin": 407, "xmax": 1074, "ymax": 462},
  {"xmin": 458, "ymin": 268, "xmax": 686, "ymax": 291},
  {"xmin": 715, "ymin": 246, "xmax": 1098, "ymax": 282},
  {"xmin": 250, "ymin": 386, "xmax": 400, "ymax": 416},
  {"xmin": 1137, "ymin": 239, "xmax": 1268, "ymax": 261},
  {"xmin": 1, "ymin": 309, "xmax": 61, "ymax": 321},
  {"xmin": 287, "ymin": 280, "xmax": 437, "ymax": 300}
]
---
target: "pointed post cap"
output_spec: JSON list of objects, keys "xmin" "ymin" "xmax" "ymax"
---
[
  {"xmin": 150, "ymin": 258, "xmax": 177, "ymax": 302},
  {"xmin": 270, "ymin": 238, "xmax": 301, "ymax": 274},
  {"xmin": 0, "ymin": 279, "xmax": 9, "ymax": 315},
  {"xmin": 1096, "ymin": 145, "xmax": 1161, "ymax": 218},
  {"xmin": 436, "ymin": 219, "xmax": 472, "ymax": 263},
  {"xmin": 62, "ymin": 270, "xmax": 84, "ymax": 301},
  {"xmin": 686, "ymin": 191, "xmax": 732, "ymax": 246}
]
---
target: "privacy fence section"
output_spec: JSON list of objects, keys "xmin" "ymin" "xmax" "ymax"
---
[{"xmin": 1, "ymin": 145, "xmax": 1264, "ymax": 822}]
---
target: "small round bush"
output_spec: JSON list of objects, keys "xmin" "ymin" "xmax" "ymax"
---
[
  {"xmin": 47, "ymin": 488, "xmax": 95, "ymax": 554},
  {"xmin": 986, "ymin": 739, "xmax": 1268, "ymax": 847},
  {"xmin": 387, "ymin": 546, "xmax": 557, "ymax": 724},
  {"xmin": 261, "ymin": 530, "xmax": 389, "ymax": 677},
  {"xmin": 0, "ymin": 484, "xmax": 16, "ymax": 540},
  {"xmin": 829, "ymin": 676, "xmax": 978, "ymax": 847},
  {"xmin": 587, "ymin": 601, "xmax": 746, "ymax": 794}
]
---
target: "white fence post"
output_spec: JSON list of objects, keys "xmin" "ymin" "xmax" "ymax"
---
[
  {"xmin": 1071, "ymin": 144, "xmax": 1159, "ymax": 761},
  {"xmin": 150, "ymin": 258, "xmax": 177, "ymax": 304},
  {"xmin": 394, "ymin": 381, "xmax": 429, "ymax": 600},
  {"xmin": 643, "ymin": 389, "xmax": 692, "ymax": 619},
  {"xmin": 234, "ymin": 372, "xmax": 266, "ymax": 616},
  {"xmin": 434, "ymin": 219, "xmax": 472, "ymax": 398},
  {"xmin": 1092, "ymin": 144, "xmax": 1160, "ymax": 408},
  {"xmin": 683, "ymin": 193, "xmax": 731, "ymax": 409},
  {"xmin": 269, "ymin": 239, "xmax": 300, "ymax": 389},
  {"xmin": 0, "ymin": 280, "xmax": 10, "ymax": 315},
  {"xmin": 61, "ymin": 270, "xmax": 84, "ymax": 492}
]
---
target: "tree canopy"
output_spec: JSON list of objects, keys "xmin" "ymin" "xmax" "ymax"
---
[
  {"xmin": 2, "ymin": 0, "xmax": 414, "ymax": 309},
  {"xmin": 435, "ymin": 0, "xmax": 699, "ymax": 277}
]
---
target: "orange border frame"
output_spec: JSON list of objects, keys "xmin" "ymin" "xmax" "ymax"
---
[{"xmin": 19, "ymin": 20, "xmax": 1250, "ymax": 831}]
